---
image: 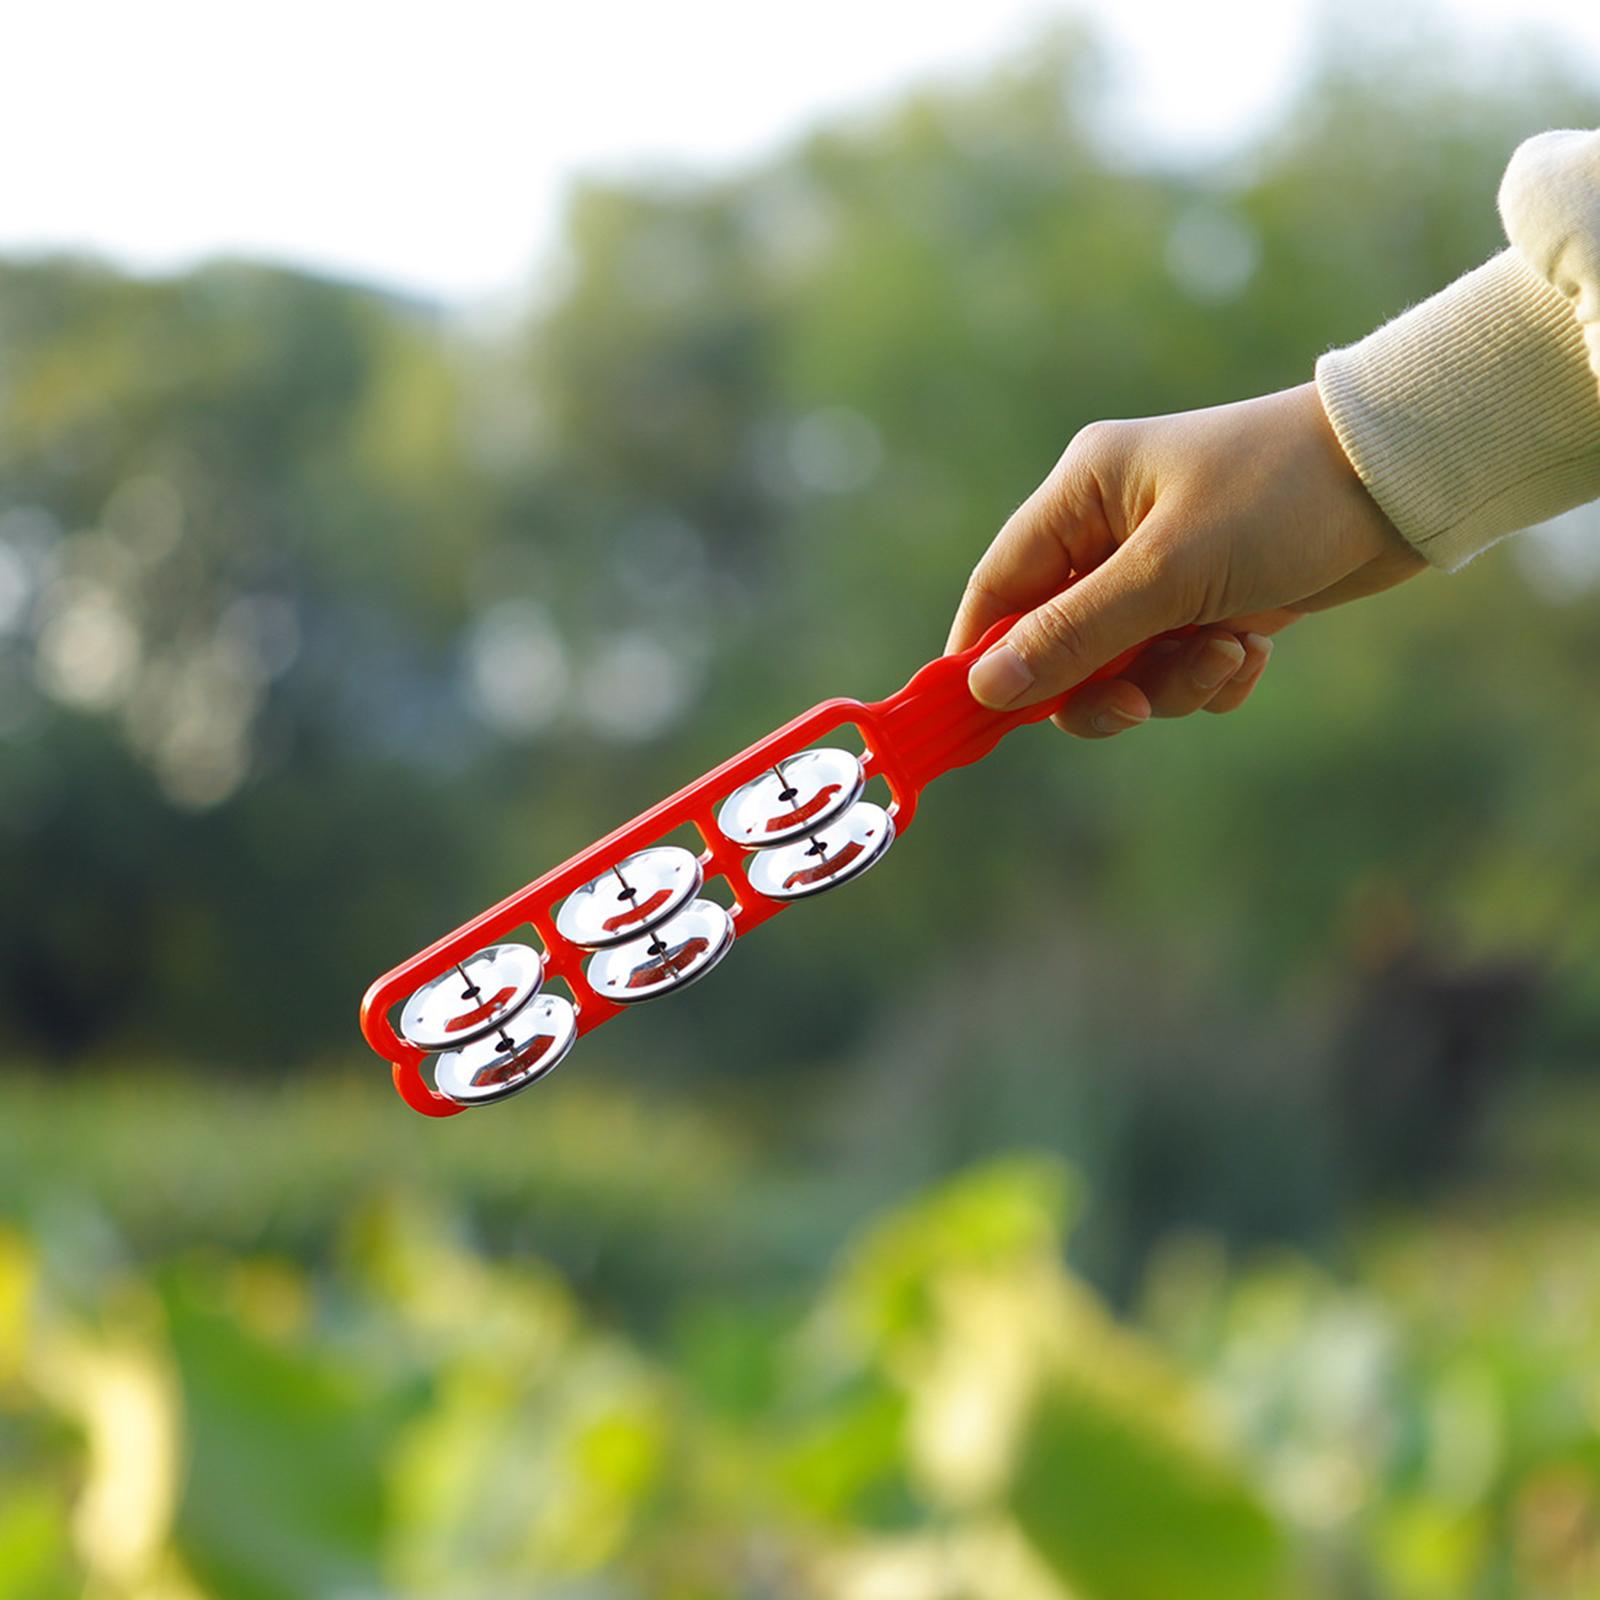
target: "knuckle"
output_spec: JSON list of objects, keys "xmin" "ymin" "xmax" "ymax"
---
[
  {"xmin": 1065, "ymin": 418, "xmax": 1126, "ymax": 465},
  {"xmin": 1052, "ymin": 419, "xmax": 1126, "ymax": 500},
  {"xmin": 962, "ymin": 564, "xmax": 1004, "ymax": 607},
  {"xmin": 958, "ymin": 565, "xmax": 1013, "ymax": 628},
  {"xmin": 1036, "ymin": 419, "xmax": 1133, "ymax": 546}
]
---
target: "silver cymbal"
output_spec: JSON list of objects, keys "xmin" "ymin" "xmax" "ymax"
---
[
  {"xmin": 555, "ymin": 846, "xmax": 704, "ymax": 950},
  {"xmin": 398, "ymin": 942, "xmax": 544, "ymax": 1050},
  {"xmin": 585, "ymin": 898, "xmax": 735, "ymax": 1004},
  {"xmin": 716, "ymin": 747, "xmax": 865, "ymax": 848},
  {"xmin": 743, "ymin": 800, "xmax": 895, "ymax": 901},
  {"xmin": 433, "ymin": 993, "xmax": 579, "ymax": 1105}
]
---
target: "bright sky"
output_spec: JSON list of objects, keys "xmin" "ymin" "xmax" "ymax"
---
[{"xmin": 4, "ymin": 0, "xmax": 1599, "ymax": 305}]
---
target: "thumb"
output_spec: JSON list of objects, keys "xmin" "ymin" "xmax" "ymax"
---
[{"xmin": 967, "ymin": 536, "xmax": 1191, "ymax": 710}]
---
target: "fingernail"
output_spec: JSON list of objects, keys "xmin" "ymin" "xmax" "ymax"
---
[
  {"xmin": 1192, "ymin": 637, "xmax": 1245, "ymax": 691},
  {"xmin": 1244, "ymin": 632, "xmax": 1274, "ymax": 658},
  {"xmin": 968, "ymin": 643, "xmax": 1033, "ymax": 709},
  {"xmin": 1094, "ymin": 706, "xmax": 1147, "ymax": 735}
]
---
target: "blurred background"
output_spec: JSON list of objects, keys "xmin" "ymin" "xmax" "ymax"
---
[{"xmin": 3, "ymin": 2, "xmax": 1600, "ymax": 1596}]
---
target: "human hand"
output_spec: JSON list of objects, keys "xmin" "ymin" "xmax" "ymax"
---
[{"xmin": 946, "ymin": 382, "xmax": 1426, "ymax": 737}]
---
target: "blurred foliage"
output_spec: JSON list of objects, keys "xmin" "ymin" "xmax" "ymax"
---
[
  {"xmin": 3, "ymin": 1135, "xmax": 1599, "ymax": 1599},
  {"xmin": 3, "ymin": 12, "xmax": 1600, "ymax": 1599},
  {"xmin": 1, "ymin": 23, "xmax": 1598, "ymax": 1246}
]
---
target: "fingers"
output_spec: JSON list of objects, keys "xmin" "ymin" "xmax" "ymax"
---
[
  {"xmin": 946, "ymin": 507, "xmax": 1075, "ymax": 656},
  {"xmin": 1202, "ymin": 631, "xmax": 1273, "ymax": 713},
  {"xmin": 1051, "ymin": 629, "xmax": 1274, "ymax": 738},
  {"xmin": 967, "ymin": 532, "xmax": 1194, "ymax": 710},
  {"xmin": 1050, "ymin": 679, "xmax": 1153, "ymax": 739},
  {"xmin": 946, "ymin": 427, "xmax": 1123, "ymax": 655},
  {"xmin": 1050, "ymin": 629, "xmax": 1241, "ymax": 736},
  {"xmin": 1130, "ymin": 632, "xmax": 1244, "ymax": 718}
]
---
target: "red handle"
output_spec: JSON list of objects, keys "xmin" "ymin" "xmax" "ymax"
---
[{"xmin": 865, "ymin": 615, "xmax": 1190, "ymax": 825}]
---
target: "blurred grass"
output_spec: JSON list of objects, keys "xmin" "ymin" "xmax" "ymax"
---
[
  {"xmin": 0, "ymin": 1066, "xmax": 758, "ymax": 1314},
  {"xmin": 3, "ymin": 1099, "xmax": 1600, "ymax": 1598},
  {"xmin": 4, "ymin": 1065, "xmax": 1600, "ymax": 1288}
]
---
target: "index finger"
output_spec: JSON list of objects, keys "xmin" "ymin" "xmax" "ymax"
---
[{"xmin": 944, "ymin": 445, "xmax": 1119, "ymax": 655}]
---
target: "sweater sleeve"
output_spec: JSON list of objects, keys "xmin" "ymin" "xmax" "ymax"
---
[{"xmin": 1314, "ymin": 130, "xmax": 1600, "ymax": 571}]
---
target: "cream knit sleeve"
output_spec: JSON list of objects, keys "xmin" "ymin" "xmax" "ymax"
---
[{"xmin": 1314, "ymin": 129, "xmax": 1600, "ymax": 571}]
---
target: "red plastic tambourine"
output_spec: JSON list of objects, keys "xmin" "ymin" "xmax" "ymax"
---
[{"xmin": 361, "ymin": 614, "xmax": 1188, "ymax": 1116}]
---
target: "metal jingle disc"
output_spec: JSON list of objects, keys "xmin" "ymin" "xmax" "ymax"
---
[
  {"xmin": 744, "ymin": 799, "xmax": 895, "ymax": 902},
  {"xmin": 585, "ymin": 898, "xmax": 734, "ymax": 1004},
  {"xmin": 399, "ymin": 942, "xmax": 544, "ymax": 1050},
  {"xmin": 717, "ymin": 747, "xmax": 866, "ymax": 848},
  {"xmin": 555, "ymin": 846, "xmax": 704, "ymax": 950},
  {"xmin": 433, "ymin": 993, "xmax": 578, "ymax": 1106}
]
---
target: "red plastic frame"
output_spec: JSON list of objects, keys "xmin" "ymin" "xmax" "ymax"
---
[{"xmin": 360, "ymin": 615, "xmax": 1181, "ymax": 1116}]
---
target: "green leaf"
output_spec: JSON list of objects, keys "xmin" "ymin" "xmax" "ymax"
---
[
  {"xmin": 774, "ymin": 1375, "xmax": 919, "ymax": 1530},
  {"xmin": 0, "ymin": 1481, "xmax": 75, "ymax": 1600},
  {"xmin": 163, "ymin": 1274, "xmax": 422, "ymax": 1600},
  {"xmin": 1011, "ymin": 1378, "xmax": 1288, "ymax": 1600},
  {"xmin": 838, "ymin": 1156, "xmax": 1077, "ymax": 1350}
]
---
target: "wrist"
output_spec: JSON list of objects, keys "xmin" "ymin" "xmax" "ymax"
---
[{"xmin": 1296, "ymin": 380, "xmax": 1410, "ymax": 561}]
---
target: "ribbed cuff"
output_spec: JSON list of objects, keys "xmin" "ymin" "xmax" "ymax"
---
[{"xmin": 1316, "ymin": 249, "xmax": 1600, "ymax": 571}]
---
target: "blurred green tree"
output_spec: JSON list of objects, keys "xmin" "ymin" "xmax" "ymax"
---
[{"xmin": 0, "ymin": 21, "xmax": 1596, "ymax": 1278}]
